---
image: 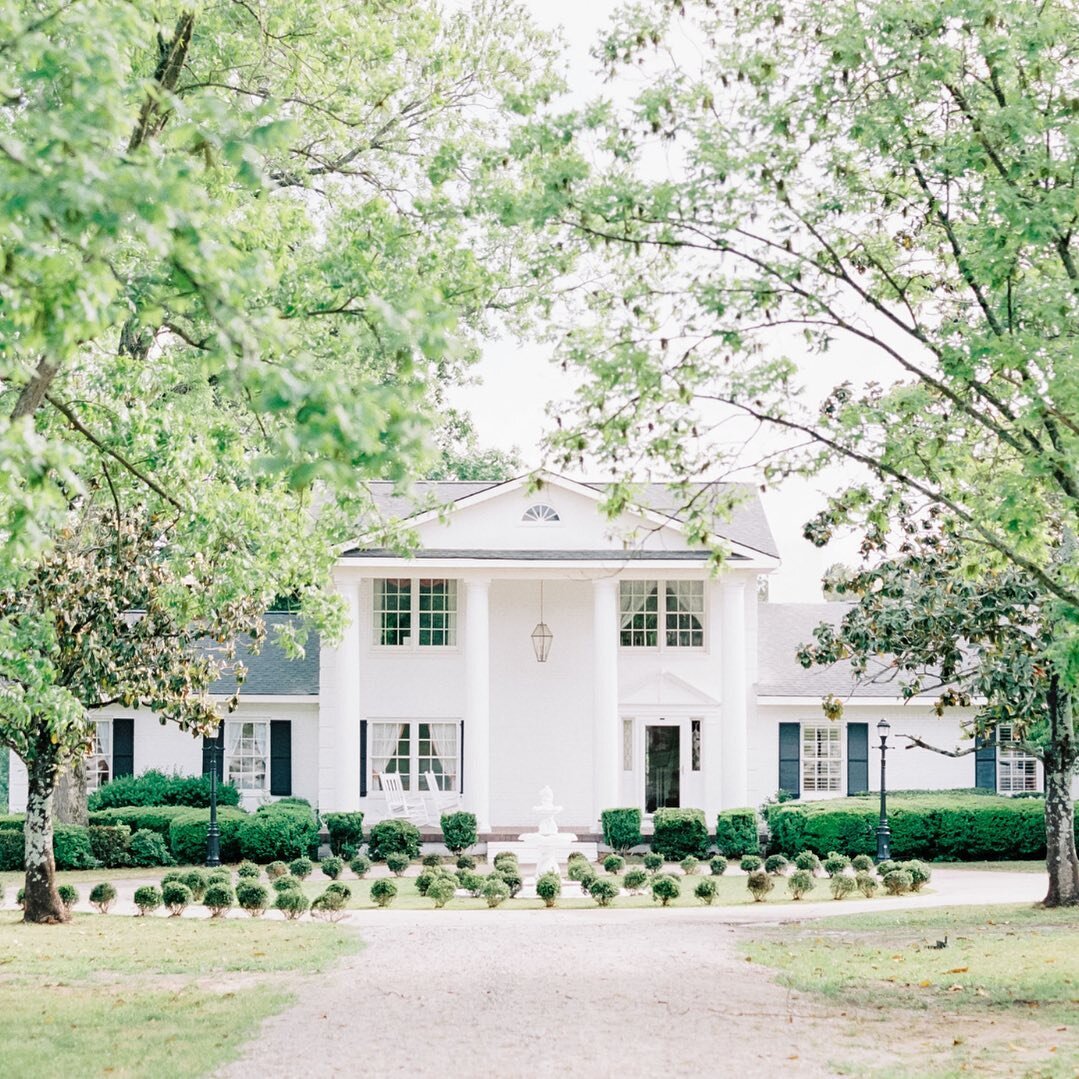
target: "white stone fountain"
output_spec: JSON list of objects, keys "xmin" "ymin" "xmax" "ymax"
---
[{"xmin": 485, "ymin": 785, "xmax": 598, "ymax": 873}]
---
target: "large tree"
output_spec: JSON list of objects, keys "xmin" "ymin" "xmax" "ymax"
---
[{"xmin": 508, "ymin": 0, "xmax": 1079, "ymax": 904}]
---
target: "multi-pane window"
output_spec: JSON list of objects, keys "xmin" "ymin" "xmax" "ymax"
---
[
  {"xmin": 522, "ymin": 504, "xmax": 560, "ymax": 523},
  {"xmin": 691, "ymin": 719, "xmax": 701, "ymax": 771},
  {"xmin": 620, "ymin": 580, "xmax": 705, "ymax": 648},
  {"xmin": 85, "ymin": 720, "xmax": 112, "ymax": 791},
  {"xmin": 225, "ymin": 720, "xmax": 269, "ymax": 791},
  {"xmin": 997, "ymin": 723, "xmax": 1039, "ymax": 793},
  {"xmin": 623, "ymin": 718, "xmax": 634, "ymax": 771},
  {"xmin": 802, "ymin": 724, "xmax": 842, "ymax": 793},
  {"xmin": 374, "ymin": 578, "xmax": 457, "ymax": 647},
  {"xmin": 370, "ymin": 721, "xmax": 459, "ymax": 793}
]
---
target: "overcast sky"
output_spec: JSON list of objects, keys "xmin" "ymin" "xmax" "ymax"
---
[{"xmin": 449, "ymin": 0, "xmax": 865, "ymax": 602}]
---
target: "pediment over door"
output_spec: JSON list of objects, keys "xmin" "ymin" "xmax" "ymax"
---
[{"xmin": 619, "ymin": 669, "xmax": 720, "ymax": 710}]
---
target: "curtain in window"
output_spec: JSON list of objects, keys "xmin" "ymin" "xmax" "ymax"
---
[
  {"xmin": 371, "ymin": 722, "xmax": 406, "ymax": 775},
  {"xmin": 251, "ymin": 722, "xmax": 268, "ymax": 757},
  {"xmin": 225, "ymin": 721, "xmax": 245, "ymax": 756},
  {"xmin": 427, "ymin": 723, "xmax": 458, "ymax": 788}
]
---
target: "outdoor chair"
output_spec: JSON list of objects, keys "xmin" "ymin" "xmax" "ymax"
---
[{"xmin": 378, "ymin": 772, "xmax": 429, "ymax": 825}]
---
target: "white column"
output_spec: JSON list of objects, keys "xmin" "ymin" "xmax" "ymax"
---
[
  {"xmin": 721, "ymin": 578, "xmax": 749, "ymax": 808},
  {"xmin": 592, "ymin": 578, "xmax": 620, "ymax": 824},
  {"xmin": 464, "ymin": 577, "xmax": 492, "ymax": 834},
  {"xmin": 703, "ymin": 580, "xmax": 725, "ymax": 824},
  {"xmin": 319, "ymin": 577, "xmax": 361, "ymax": 812}
]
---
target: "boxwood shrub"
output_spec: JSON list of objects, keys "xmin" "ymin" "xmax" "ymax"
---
[
  {"xmin": 714, "ymin": 808, "xmax": 759, "ymax": 857},
  {"xmin": 322, "ymin": 812, "xmax": 364, "ymax": 857},
  {"xmin": 237, "ymin": 803, "xmax": 318, "ymax": 864},
  {"xmin": 54, "ymin": 826, "xmax": 98, "ymax": 870},
  {"xmin": 129, "ymin": 829, "xmax": 175, "ymax": 867},
  {"xmin": 650, "ymin": 807, "xmax": 709, "ymax": 860},
  {"xmin": 168, "ymin": 807, "xmax": 247, "ymax": 865},
  {"xmin": 367, "ymin": 818, "xmax": 421, "ymax": 862},
  {"xmin": 89, "ymin": 805, "xmax": 197, "ymax": 837},
  {"xmin": 0, "ymin": 829, "xmax": 23, "ymax": 871},
  {"xmin": 439, "ymin": 811, "xmax": 477, "ymax": 854},
  {"xmin": 601, "ymin": 807, "xmax": 643, "ymax": 853},
  {"xmin": 87, "ymin": 825, "xmax": 131, "ymax": 868},
  {"xmin": 88, "ymin": 770, "xmax": 240, "ymax": 811}
]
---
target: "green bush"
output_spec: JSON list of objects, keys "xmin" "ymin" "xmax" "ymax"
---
[
  {"xmin": 236, "ymin": 880, "xmax": 270, "ymax": 916},
  {"xmin": 603, "ymin": 854, "xmax": 625, "ymax": 875},
  {"xmin": 740, "ymin": 855, "xmax": 763, "ymax": 873},
  {"xmin": 133, "ymin": 885, "xmax": 161, "ymax": 915},
  {"xmin": 87, "ymin": 825, "xmax": 130, "ymax": 868},
  {"xmin": 498, "ymin": 867, "xmax": 523, "ymax": 898},
  {"xmin": 715, "ymin": 808, "xmax": 759, "ymax": 856},
  {"xmin": 747, "ymin": 870, "xmax": 774, "ymax": 902},
  {"xmin": 851, "ymin": 854, "xmax": 875, "ymax": 872},
  {"xmin": 650, "ymin": 874, "xmax": 680, "ymax": 906},
  {"xmin": 794, "ymin": 850, "xmax": 822, "ymax": 874},
  {"xmin": 321, "ymin": 811, "xmax": 364, "ymax": 857},
  {"xmin": 492, "ymin": 851, "xmax": 519, "ymax": 872},
  {"xmin": 167, "ymin": 807, "xmax": 246, "ymax": 865},
  {"xmin": 694, "ymin": 878, "xmax": 717, "ymax": 905},
  {"xmin": 182, "ymin": 869, "xmax": 209, "ymax": 901},
  {"xmin": 823, "ymin": 852, "xmax": 852, "ymax": 877},
  {"xmin": 456, "ymin": 854, "xmax": 476, "ymax": 871},
  {"xmin": 289, "ymin": 856, "xmax": 313, "ymax": 880},
  {"xmin": 58, "ymin": 884, "xmax": 79, "ymax": 911},
  {"xmin": 16, "ymin": 887, "xmax": 24, "ymax": 909},
  {"xmin": 370, "ymin": 879, "xmax": 397, "ymax": 908},
  {"xmin": 88, "ymin": 770, "xmax": 240, "ymax": 811},
  {"xmin": 643, "ymin": 852, "xmax": 664, "ymax": 873},
  {"xmin": 275, "ymin": 888, "xmax": 310, "ymax": 919},
  {"xmin": 536, "ymin": 871, "xmax": 561, "ymax": 907},
  {"xmin": 830, "ymin": 875, "xmax": 857, "ymax": 900},
  {"xmin": 89, "ymin": 805, "xmax": 195, "ymax": 838},
  {"xmin": 787, "ymin": 869, "xmax": 815, "ymax": 900},
  {"xmin": 236, "ymin": 860, "xmax": 261, "ymax": 879},
  {"xmin": 0, "ymin": 830, "xmax": 22, "ymax": 871},
  {"xmin": 0, "ymin": 813, "xmax": 23, "ymax": 830},
  {"xmin": 482, "ymin": 876, "xmax": 510, "ymax": 908},
  {"xmin": 89, "ymin": 881, "xmax": 117, "ymax": 913},
  {"xmin": 588, "ymin": 877, "xmax": 618, "ymax": 906},
  {"xmin": 855, "ymin": 870, "xmax": 880, "ymax": 898},
  {"xmin": 128, "ymin": 829, "xmax": 175, "ymax": 868},
  {"xmin": 415, "ymin": 870, "xmax": 439, "ymax": 897},
  {"xmin": 440, "ymin": 811, "xmax": 477, "ymax": 854},
  {"xmin": 567, "ymin": 860, "xmax": 595, "ymax": 887},
  {"xmin": 458, "ymin": 870, "xmax": 484, "ymax": 896},
  {"xmin": 386, "ymin": 851, "xmax": 411, "ymax": 876},
  {"xmin": 709, "ymin": 855, "xmax": 728, "ymax": 876},
  {"xmin": 325, "ymin": 881, "xmax": 352, "ymax": 901},
  {"xmin": 204, "ymin": 882, "xmax": 234, "ymax": 917},
  {"xmin": 651, "ymin": 807, "xmax": 709, "ymax": 860},
  {"xmin": 601, "ymin": 807, "xmax": 643, "ymax": 853},
  {"xmin": 764, "ymin": 854, "xmax": 789, "ymax": 875},
  {"xmin": 623, "ymin": 866, "xmax": 649, "ymax": 893},
  {"xmin": 320, "ymin": 855, "xmax": 343, "ymax": 880},
  {"xmin": 567, "ymin": 851, "xmax": 586, "ymax": 864},
  {"xmin": 903, "ymin": 860, "xmax": 932, "ymax": 892},
  {"xmin": 54, "ymin": 826, "xmax": 98, "ymax": 870},
  {"xmin": 421, "ymin": 853, "xmax": 443, "ymax": 868},
  {"xmin": 236, "ymin": 803, "xmax": 318, "ymax": 864},
  {"xmin": 266, "ymin": 860, "xmax": 289, "ymax": 880},
  {"xmin": 162, "ymin": 881, "xmax": 191, "ymax": 916},
  {"xmin": 367, "ymin": 819, "xmax": 421, "ymax": 862},
  {"xmin": 273, "ymin": 876, "xmax": 300, "ymax": 893},
  {"xmin": 349, "ymin": 855, "xmax": 371, "ymax": 878},
  {"xmin": 427, "ymin": 876, "xmax": 456, "ymax": 909},
  {"xmin": 884, "ymin": 869, "xmax": 913, "ymax": 896},
  {"xmin": 311, "ymin": 887, "xmax": 350, "ymax": 921}
]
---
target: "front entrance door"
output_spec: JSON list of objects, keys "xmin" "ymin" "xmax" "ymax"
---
[{"xmin": 645, "ymin": 725, "xmax": 680, "ymax": 812}]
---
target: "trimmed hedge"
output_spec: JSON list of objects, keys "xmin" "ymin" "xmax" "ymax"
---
[
  {"xmin": 0, "ymin": 829, "xmax": 22, "ymax": 871},
  {"xmin": 322, "ymin": 812, "xmax": 364, "ymax": 857},
  {"xmin": 54, "ymin": 825, "xmax": 98, "ymax": 869},
  {"xmin": 88, "ymin": 770, "xmax": 240, "ymax": 810},
  {"xmin": 237, "ymin": 802, "xmax": 320, "ymax": 864},
  {"xmin": 88, "ymin": 824, "xmax": 131, "ymax": 868},
  {"xmin": 367, "ymin": 818, "xmax": 422, "ymax": 862},
  {"xmin": 650, "ymin": 808, "xmax": 710, "ymax": 860},
  {"xmin": 714, "ymin": 808, "xmax": 759, "ymax": 857},
  {"xmin": 168, "ymin": 807, "xmax": 248, "ymax": 865},
  {"xmin": 765, "ymin": 793, "xmax": 1055, "ymax": 861},
  {"xmin": 89, "ymin": 805, "xmax": 197, "ymax": 837},
  {"xmin": 601, "ymin": 808, "xmax": 643, "ymax": 853},
  {"xmin": 439, "ymin": 812, "xmax": 477, "ymax": 855}
]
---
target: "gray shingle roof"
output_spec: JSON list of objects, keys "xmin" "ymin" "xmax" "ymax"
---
[
  {"xmin": 343, "ymin": 548, "xmax": 737, "ymax": 561},
  {"xmin": 756, "ymin": 602, "xmax": 908, "ymax": 698},
  {"xmin": 208, "ymin": 613, "xmax": 319, "ymax": 697}
]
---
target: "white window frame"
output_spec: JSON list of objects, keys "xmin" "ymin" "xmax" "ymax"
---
[
  {"xmin": 802, "ymin": 723, "xmax": 842, "ymax": 794},
  {"xmin": 521, "ymin": 503, "xmax": 561, "ymax": 524},
  {"xmin": 372, "ymin": 578, "xmax": 458, "ymax": 650},
  {"xmin": 369, "ymin": 720, "xmax": 461, "ymax": 794},
  {"xmin": 619, "ymin": 579, "xmax": 706, "ymax": 650},
  {"xmin": 85, "ymin": 719, "xmax": 113, "ymax": 792},
  {"xmin": 225, "ymin": 719, "xmax": 270, "ymax": 793},
  {"xmin": 997, "ymin": 723, "xmax": 1039, "ymax": 794}
]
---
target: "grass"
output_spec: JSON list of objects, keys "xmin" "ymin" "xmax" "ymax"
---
[
  {"xmin": 0, "ymin": 911, "xmax": 359, "ymax": 1077},
  {"xmin": 933, "ymin": 860, "xmax": 1046, "ymax": 873}
]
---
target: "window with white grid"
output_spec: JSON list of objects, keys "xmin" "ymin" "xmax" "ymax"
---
[
  {"xmin": 418, "ymin": 722, "xmax": 459, "ymax": 791},
  {"xmin": 225, "ymin": 720, "xmax": 269, "ymax": 792},
  {"xmin": 997, "ymin": 723, "xmax": 1039, "ymax": 793},
  {"xmin": 371, "ymin": 721, "xmax": 459, "ymax": 793},
  {"xmin": 374, "ymin": 578, "xmax": 412, "ymax": 646},
  {"xmin": 802, "ymin": 724, "xmax": 842, "ymax": 793},
  {"xmin": 665, "ymin": 580, "xmax": 705, "ymax": 648},
  {"xmin": 620, "ymin": 580, "xmax": 658, "ymax": 647},
  {"xmin": 85, "ymin": 720, "xmax": 112, "ymax": 791},
  {"xmin": 418, "ymin": 579, "xmax": 457, "ymax": 646}
]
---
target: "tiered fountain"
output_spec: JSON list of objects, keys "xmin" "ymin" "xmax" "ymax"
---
[{"xmin": 485, "ymin": 786, "xmax": 598, "ymax": 874}]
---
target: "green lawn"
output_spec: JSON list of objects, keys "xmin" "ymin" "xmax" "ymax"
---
[{"xmin": 0, "ymin": 912, "xmax": 359, "ymax": 1077}]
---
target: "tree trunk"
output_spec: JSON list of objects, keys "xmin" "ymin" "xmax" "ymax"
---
[
  {"xmin": 23, "ymin": 750, "xmax": 67, "ymax": 924},
  {"xmin": 1042, "ymin": 678, "xmax": 1078, "ymax": 907},
  {"xmin": 54, "ymin": 759, "xmax": 88, "ymax": 826}
]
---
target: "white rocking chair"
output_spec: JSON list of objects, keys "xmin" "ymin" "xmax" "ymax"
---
[
  {"xmin": 424, "ymin": 771, "xmax": 463, "ymax": 817},
  {"xmin": 378, "ymin": 772, "xmax": 429, "ymax": 825}
]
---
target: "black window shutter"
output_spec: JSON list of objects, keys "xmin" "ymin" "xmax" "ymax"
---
[
  {"xmin": 112, "ymin": 718, "xmax": 134, "ymax": 779},
  {"xmin": 459, "ymin": 720, "xmax": 465, "ymax": 794},
  {"xmin": 270, "ymin": 721, "xmax": 292, "ymax": 796},
  {"xmin": 975, "ymin": 732, "xmax": 997, "ymax": 790},
  {"xmin": 202, "ymin": 729, "xmax": 224, "ymax": 782},
  {"xmin": 846, "ymin": 723, "xmax": 869, "ymax": 795},
  {"xmin": 778, "ymin": 722, "xmax": 800, "ymax": 798},
  {"xmin": 359, "ymin": 720, "xmax": 368, "ymax": 798}
]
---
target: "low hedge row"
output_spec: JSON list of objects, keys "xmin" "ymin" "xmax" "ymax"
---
[
  {"xmin": 88, "ymin": 770, "xmax": 240, "ymax": 810},
  {"xmin": 89, "ymin": 805, "xmax": 196, "ymax": 836},
  {"xmin": 764, "ymin": 794, "xmax": 1054, "ymax": 860},
  {"xmin": 168, "ymin": 807, "xmax": 248, "ymax": 865},
  {"xmin": 235, "ymin": 802, "xmax": 320, "ymax": 863},
  {"xmin": 714, "ymin": 808, "xmax": 759, "ymax": 857},
  {"xmin": 650, "ymin": 808, "xmax": 710, "ymax": 860}
]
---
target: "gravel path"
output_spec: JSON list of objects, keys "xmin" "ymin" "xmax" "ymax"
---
[{"xmin": 217, "ymin": 869, "xmax": 1050, "ymax": 1079}]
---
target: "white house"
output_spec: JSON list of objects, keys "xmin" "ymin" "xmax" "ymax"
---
[{"xmin": 7, "ymin": 472, "xmax": 1043, "ymax": 831}]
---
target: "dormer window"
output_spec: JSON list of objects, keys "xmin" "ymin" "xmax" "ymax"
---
[{"xmin": 522, "ymin": 504, "xmax": 560, "ymax": 524}]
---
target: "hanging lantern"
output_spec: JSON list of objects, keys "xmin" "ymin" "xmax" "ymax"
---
[{"xmin": 531, "ymin": 580, "xmax": 553, "ymax": 662}]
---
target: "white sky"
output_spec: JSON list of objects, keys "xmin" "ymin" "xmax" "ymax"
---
[{"xmin": 449, "ymin": 0, "xmax": 866, "ymax": 601}]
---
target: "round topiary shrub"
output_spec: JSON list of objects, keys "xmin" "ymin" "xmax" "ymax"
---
[
  {"xmin": 236, "ymin": 880, "xmax": 270, "ymax": 917},
  {"xmin": 855, "ymin": 871, "xmax": 880, "ymax": 898},
  {"xmin": 415, "ymin": 870, "xmax": 439, "ymax": 897},
  {"xmin": 567, "ymin": 851, "xmax": 586, "ymax": 864},
  {"xmin": 694, "ymin": 878, "xmax": 717, "ymax": 905},
  {"xmin": 823, "ymin": 852, "xmax": 852, "ymax": 877},
  {"xmin": 128, "ymin": 829, "xmax": 175, "ymax": 868},
  {"xmin": 567, "ymin": 860, "xmax": 596, "ymax": 887},
  {"xmin": 482, "ymin": 876, "xmax": 510, "ymax": 908},
  {"xmin": 289, "ymin": 856, "xmax": 313, "ymax": 880},
  {"xmin": 349, "ymin": 855, "xmax": 371, "ymax": 878},
  {"xmin": 311, "ymin": 888, "xmax": 349, "ymax": 922},
  {"xmin": 236, "ymin": 860, "xmax": 261, "ymax": 880},
  {"xmin": 650, "ymin": 874, "xmax": 680, "ymax": 906},
  {"xmin": 427, "ymin": 877, "xmax": 456, "ymax": 909},
  {"xmin": 320, "ymin": 856, "xmax": 344, "ymax": 880},
  {"xmin": 497, "ymin": 867, "xmax": 523, "ymax": 898},
  {"xmin": 89, "ymin": 881, "xmax": 117, "ymax": 914},
  {"xmin": 370, "ymin": 879, "xmax": 397, "ymax": 908},
  {"xmin": 456, "ymin": 854, "xmax": 476, "ymax": 871},
  {"xmin": 386, "ymin": 852, "xmax": 411, "ymax": 877},
  {"xmin": 588, "ymin": 877, "xmax": 619, "ymax": 907},
  {"xmin": 903, "ymin": 860, "xmax": 932, "ymax": 892},
  {"xmin": 204, "ymin": 882, "xmax": 234, "ymax": 917},
  {"xmin": 536, "ymin": 871, "xmax": 561, "ymax": 908},
  {"xmin": 440, "ymin": 811, "xmax": 478, "ymax": 855},
  {"xmin": 325, "ymin": 881, "xmax": 352, "ymax": 901},
  {"xmin": 877, "ymin": 859, "xmax": 900, "ymax": 876},
  {"xmin": 160, "ymin": 869, "xmax": 185, "ymax": 887},
  {"xmin": 623, "ymin": 867, "xmax": 649, "ymax": 893},
  {"xmin": 603, "ymin": 854, "xmax": 625, "ymax": 875},
  {"xmin": 16, "ymin": 887, "xmax": 24, "ymax": 910},
  {"xmin": 456, "ymin": 870, "xmax": 484, "ymax": 896},
  {"xmin": 794, "ymin": 850, "xmax": 822, "ymax": 874},
  {"xmin": 272, "ymin": 876, "xmax": 300, "ymax": 893},
  {"xmin": 58, "ymin": 884, "xmax": 79, "ymax": 911},
  {"xmin": 182, "ymin": 869, "xmax": 208, "ymax": 902},
  {"xmin": 492, "ymin": 851, "xmax": 518, "ymax": 872},
  {"xmin": 883, "ymin": 869, "xmax": 913, "ymax": 896},
  {"xmin": 133, "ymin": 885, "xmax": 161, "ymax": 916},
  {"xmin": 266, "ymin": 860, "xmax": 289, "ymax": 880},
  {"xmin": 207, "ymin": 868, "xmax": 231, "ymax": 886},
  {"xmin": 787, "ymin": 869, "xmax": 815, "ymax": 900},
  {"xmin": 680, "ymin": 856, "xmax": 700, "ymax": 876},
  {"xmin": 764, "ymin": 854, "xmax": 789, "ymax": 875},
  {"xmin": 274, "ymin": 888, "xmax": 310, "ymax": 920},
  {"xmin": 851, "ymin": 854, "xmax": 875, "ymax": 873},
  {"xmin": 747, "ymin": 870, "xmax": 774, "ymax": 902},
  {"xmin": 829, "ymin": 875, "xmax": 857, "ymax": 900},
  {"xmin": 367, "ymin": 819, "xmax": 421, "ymax": 862},
  {"xmin": 710, "ymin": 856, "xmax": 728, "ymax": 876},
  {"xmin": 162, "ymin": 881, "xmax": 192, "ymax": 916},
  {"xmin": 643, "ymin": 852, "xmax": 664, "ymax": 873},
  {"xmin": 740, "ymin": 855, "xmax": 763, "ymax": 873},
  {"xmin": 421, "ymin": 853, "xmax": 443, "ymax": 868}
]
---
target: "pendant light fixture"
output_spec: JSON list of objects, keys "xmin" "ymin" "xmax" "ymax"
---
[{"xmin": 531, "ymin": 580, "xmax": 553, "ymax": 662}]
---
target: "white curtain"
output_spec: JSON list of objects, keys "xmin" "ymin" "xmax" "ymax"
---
[
  {"xmin": 371, "ymin": 722, "xmax": 406, "ymax": 777},
  {"xmin": 251, "ymin": 722, "xmax": 268, "ymax": 757},
  {"xmin": 225, "ymin": 722, "xmax": 244, "ymax": 755},
  {"xmin": 427, "ymin": 723, "xmax": 458, "ymax": 790},
  {"xmin": 620, "ymin": 582, "xmax": 657, "ymax": 631}
]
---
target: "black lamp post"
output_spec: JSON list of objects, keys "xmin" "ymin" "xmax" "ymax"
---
[
  {"xmin": 205, "ymin": 735, "xmax": 221, "ymax": 867},
  {"xmin": 875, "ymin": 717, "xmax": 891, "ymax": 863}
]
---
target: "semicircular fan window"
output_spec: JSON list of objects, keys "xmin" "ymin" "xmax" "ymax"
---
[{"xmin": 521, "ymin": 504, "xmax": 560, "ymax": 523}]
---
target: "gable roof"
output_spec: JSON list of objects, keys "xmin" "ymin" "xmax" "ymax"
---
[
  {"xmin": 208, "ymin": 613, "xmax": 320, "ymax": 697},
  {"xmin": 359, "ymin": 474, "xmax": 780, "ymax": 559}
]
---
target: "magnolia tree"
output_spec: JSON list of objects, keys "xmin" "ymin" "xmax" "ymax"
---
[{"xmin": 506, "ymin": 0, "xmax": 1079, "ymax": 905}]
